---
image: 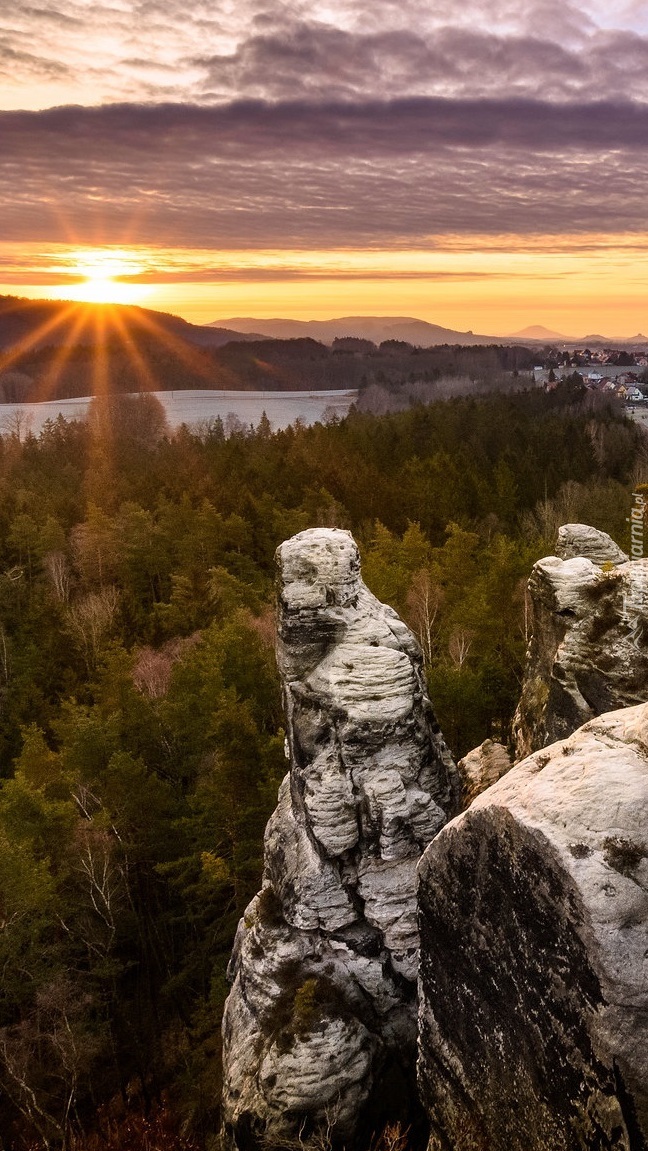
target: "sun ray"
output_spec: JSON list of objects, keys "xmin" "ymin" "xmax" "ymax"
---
[
  {"xmin": 109, "ymin": 306, "xmax": 161, "ymax": 394},
  {"xmin": 83, "ymin": 307, "xmax": 120, "ymax": 509},
  {"xmin": 92, "ymin": 308, "xmax": 110, "ymax": 405},
  {"xmin": 131, "ymin": 308, "xmax": 240, "ymax": 389},
  {"xmin": 1, "ymin": 250, "xmax": 253, "ymax": 416},
  {"xmin": 0, "ymin": 301, "xmax": 83, "ymax": 376},
  {"xmin": 30, "ymin": 305, "xmax": 94, "ymax": 405}
]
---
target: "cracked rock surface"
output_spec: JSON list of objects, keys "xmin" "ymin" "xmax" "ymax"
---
[
  {"xmin": 513, "ymin": 525, "xmax": 648, "ymax": 759},
  {"xmin": 221, "ymin": 528, "xmax": 458, "ymax": 1148},
  {"xmin": 418, "ymin": 702, "xmax": 648, "ymax": 1151}
]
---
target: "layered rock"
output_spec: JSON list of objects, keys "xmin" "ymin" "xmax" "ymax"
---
[
  {"xmin": 513, "ymin": 525, "xmax": 648, "ymax": 759},
  {"xmin": 457, "ymin": 738, "xmax": 512, "ymax": 806},
  {"xmin": 222, "ymin": 528, "xmax": 458, "ymax": 1148},
  {"xmin": 556, "ymin": 523, "xmax": 629, "ymax": 566},
  {"xmin": 418, "ymin": 702, "xmax": 648, "ymax": 1151}
]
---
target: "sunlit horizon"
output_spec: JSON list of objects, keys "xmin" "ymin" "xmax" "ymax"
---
[{"xmin": 2, "ymin": 235, "xmax": 648, "ymax": 341}]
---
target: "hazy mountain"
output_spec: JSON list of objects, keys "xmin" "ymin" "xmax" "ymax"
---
[
  {"xmin": 508, "ymin": 324, "xmax": 568, "ymax": 340},
  {"xmin": 211, "ymin": 315, "xmax": 509, "ymax": 347},
  {"xmin": 579, "ymin": 333, "xmax": 648, "ymax": 345},
  {"xmin": 512, "ymin": 326, "xmax": 648, "ymax": 347},
  {"xmin": 216, "ymin": 316, "xmax": 648, "ymax": 349}
]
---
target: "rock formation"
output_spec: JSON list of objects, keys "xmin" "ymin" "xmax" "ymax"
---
[
  {"xmin": 418, "ymin": 701, "xmax": 648, "ymax": 1151},
  {"xmin": 457, "ymin": 738, "xmax": 512, "ymax": 807},
  {"xmin": 221, "ymin": 528, "xmax": 458, "ymax": 1148},
  {"xmin": 556, "ymin": 523, "xmax": 629, "ymax": 566},
  {"xmin": 513, "ymin": 524, "xmax": 648, "ymax": 759}
]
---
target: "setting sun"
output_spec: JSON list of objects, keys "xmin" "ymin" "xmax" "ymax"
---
[{"xmin": 65, "ymin": 250, "xmax": 148, "ymax": 306}]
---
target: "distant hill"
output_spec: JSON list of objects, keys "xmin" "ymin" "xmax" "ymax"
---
[
  {"xmin": 508, "ymin": 324, "xmax": 568, "ymax": 340},
  {"xmin": 578, "ymin": 332, "xmax": 648, "ymax": 346},
  {"xmin": 511, "ymin": 325, "xmax": 648, "ymax": 347},
  {"xmin": 0, "ymin": 295, "xmax": 258, "ymax": 354},
  {"xmin": 0, "ymin": 296, "xmax": 276, "ymax": 401},
  {"xmin": 211, "ymin": 315, "xmax": 510, "ymax": 347}
]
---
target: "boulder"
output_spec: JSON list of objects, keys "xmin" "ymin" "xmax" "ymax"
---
[
  {"xmin": 513, "ymin": 534, "xmax": 648, "ymax": 758},
  {"xmin": 418, "ymin": 701, "xmax": 648, "ymax": 1151},
  {"xmin": 556, "ymin": 523, "xmax": 629, "ymax": 566},
  {"xmin": 222, "ymin": 528, "xmax": 458, "ymax": 1148}
]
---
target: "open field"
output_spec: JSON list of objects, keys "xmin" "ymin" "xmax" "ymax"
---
[{"xmin": 0, "ymin": 388, "xmax": 358, "ymax": 437}]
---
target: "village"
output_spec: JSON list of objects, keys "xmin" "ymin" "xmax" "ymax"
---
[{"xmin": 535, "ymin": 348, "xmax": 648, "ymax": 405}]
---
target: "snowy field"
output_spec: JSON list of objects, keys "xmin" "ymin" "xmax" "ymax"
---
[{"xmin": 0, "ymin": 389, "xmax": 358, "ymax": 437}]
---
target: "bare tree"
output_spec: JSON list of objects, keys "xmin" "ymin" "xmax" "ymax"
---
[
  {"xmin": 0, "ymin": 408, "xmax": 33, "ymax": 442},
  {"xmin": 406, "ymin": 569, "xmax": 443, "ymax": 665},
  {"xmin": 132, "ymin": 633, "xmax": 202, "ymax": 699},
  {"xmin": 44, "ymin": 551, "xmax": 71, "ymax": 604},
  {"xmin": 448, "ymin": 627, "xmax": 474, "ymax": 668},
  {"xmin": 66, "ymin": 586, "xmax": 120, "ymax": 672},
  {"xmin": 0, "ymin": 975, "xmax": 102, "ymax": 1150}
]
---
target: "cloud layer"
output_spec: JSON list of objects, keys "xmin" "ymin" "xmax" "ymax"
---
[
  {"xmin": 1, "ymin": 99, "xmax": 648, "ymax": 249},
  {"xmin": 2, "ymin": 0, "xmax": 648, "ymax": 108},
  {"xmin": 3, "ymin": 0, "xmax": 648, "ymax": 310}
]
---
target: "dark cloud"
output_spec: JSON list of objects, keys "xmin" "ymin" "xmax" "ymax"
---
[
  {"xmin": 4, "ymin": 98, "xmax": 648, "ymax": 157},
  {"xmin": 194, "ymin": 24, "xmax": 596, "ymax": 102},
  {"xmin": 192, "ymin": 19, "xmax": 648, "ymax": 104},
  {"xmin": 1, "ymin": 99, "xmax": 647, "ymax": 248}
]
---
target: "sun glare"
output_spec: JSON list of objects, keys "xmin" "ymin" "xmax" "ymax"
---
[{"xmin": 66, "ymin": 250, "xmax": 148, "ymax": 306}]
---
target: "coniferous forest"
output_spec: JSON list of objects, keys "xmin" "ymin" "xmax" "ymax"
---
[{"xmin": 0, "ymin": 381, "xmax": 643, "ymax": 1149}]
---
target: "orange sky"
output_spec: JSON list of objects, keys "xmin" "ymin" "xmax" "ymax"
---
[{"xmin": 3, "ymin": 237, "xmax": 648, "ymax": 339}]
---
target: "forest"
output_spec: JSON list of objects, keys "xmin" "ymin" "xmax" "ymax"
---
[{"xmin": 0, "ymin": 380, "xmax": 643, "ymax": 1149}]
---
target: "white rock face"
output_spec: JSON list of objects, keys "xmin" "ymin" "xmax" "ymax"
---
[
  {"xmin": 222, "ymin": 528, "xmax": 458, "ymax": 1148},
  {"xmin": 556, "ymin": 523, "xmax": 629, "ymax": 566},
  {"xmin": 418, "ymin": 702, "xmax": 648, "ymax": 1151},
  {"xmin": 513, "ymin": 527, "xmax": 648, "ymax": 758}
]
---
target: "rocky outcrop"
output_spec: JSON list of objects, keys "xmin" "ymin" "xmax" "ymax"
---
[
  {"xmin": 418, "ymin": 702, "xmax": 648, "ymax": 1151},
  {"xmin": 556, "ymin": 523, "xmax": 629, "ymax": 566},
  {"xmin": 221, "ymin": 528, "xmax": 458, "ymax": 1149},
  {"xmin": 513, "ymin": 526, "xmax": 648, "ymax": 759},
  {"xmin": 457, "ymin": 738, "xmax": 512, "ymax": 806}
]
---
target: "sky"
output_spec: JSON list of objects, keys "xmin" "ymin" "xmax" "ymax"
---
[{"xmin": 2, "ymin": 0, "xmax": 648, "ymax": 335}]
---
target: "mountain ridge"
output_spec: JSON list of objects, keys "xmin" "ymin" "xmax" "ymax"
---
[
  {"xmin": 211, "ymin": 314, "xmax": 648, "ymax": 347},
  {"xmin": 210, "ymin": 315, "xmax": 504, "ymax": 346}
]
